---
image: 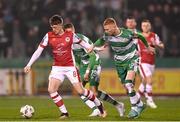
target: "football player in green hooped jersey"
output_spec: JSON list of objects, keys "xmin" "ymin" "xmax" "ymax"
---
[
  {"xmin": 90, "ymin": 18, "xmax": 154, "ymax": 119},
  {"xmin": 64, "ymin": 23, "xmax": 125, "ymax": 117},
  {"xmin": 126, "ymin": 17, "xmax": 158, "ymax": 109}
]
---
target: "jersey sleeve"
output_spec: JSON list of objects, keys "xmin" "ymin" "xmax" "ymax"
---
[
  {"xmin": 77, "ymin": 33, "xmax": 93, "ymax": 44},
  {"xmin": 73, "ymin": 34, "xmax": 92, "ymax": 50},
  {"xmin": 94, "ymin": 37, "xmax": 106, "ymax": 47},
  {"xmin": 79, "ymin": 40, "xmax": 92, "ymax": 50},
  {"xmin": 136, "ymin": 32, "xmax": 149, "ymax": 47},
  {"xmin": 26, "ymin": 46, "xmax": 44, "ymax": 67},
  {"xmin": 73, "ymin": 33, "xmax": 82, "ymax": 44},
  {"xmin": 39, "ymin": 33, "xmax": 49, "ymax": 48},
  {"xmin": 154, "ymin": 34, "xmax": 161, "ymax": 45}
]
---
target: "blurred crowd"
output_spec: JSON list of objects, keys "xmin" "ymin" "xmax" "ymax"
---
[{"xmin": 0, "ymin": 0, "xmax": 179, "ymax": 59}]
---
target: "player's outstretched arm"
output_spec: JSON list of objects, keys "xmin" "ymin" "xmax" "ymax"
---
[
  {"xmin": 90, "ymin": 38, "xmax": 106, "ymax": 52},
  {"xmin": 24, "ymin": 46, "xmax": 44, "ymax": 73},
  {"xmin": 154, "ymin": 34, "xmax": 165, "ymax": 49},
  {"xmin": 136, "ymin": 32, "xmax": 149, "ymax": 47},
  {"xmin": 94, "ymin": 38, "xmax": 106, "ymax": 47}
]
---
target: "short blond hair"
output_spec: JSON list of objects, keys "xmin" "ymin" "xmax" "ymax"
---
[{"xmin": 103, "ymin": 18, "xmax": 117, "ymax": 26}]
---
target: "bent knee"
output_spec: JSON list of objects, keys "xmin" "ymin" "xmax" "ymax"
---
[{"xmin": 48, "ymin": 87, "xmax": 57, "ymax": 94}]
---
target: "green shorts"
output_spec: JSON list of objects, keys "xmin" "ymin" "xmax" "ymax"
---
[
  {"xmin": 115, "ymin": 57, "xmax": 139, "ymax": 84},
  {"xmin": 79, "ymin": 64, "xmax": 101, "ymax": 87}
]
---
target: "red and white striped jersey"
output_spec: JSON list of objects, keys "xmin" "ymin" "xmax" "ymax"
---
[
  {"xmin": 40, "ymin": 31, "xmax": 81, "ymax": 66},
  {"xmin": 138, "ymin": 32, "xmax": 161, "ymax": 64}
]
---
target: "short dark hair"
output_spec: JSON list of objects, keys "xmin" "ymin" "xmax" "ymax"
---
[
  {"xmin": 64, "ymin": 23, "xmax": 74, "ymax": 29},
  {"xmin": 142, "ymin": 19, "xmax": 151, "ymax": 23},
  {"xmin": 126, "ymin": 16, "xmax": 135, "ymax": 20},
  {"xmin": 49, "ymin": 14, "xmax": 63, "ymax": 26}
]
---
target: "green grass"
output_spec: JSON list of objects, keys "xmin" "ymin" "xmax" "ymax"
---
[{"xmin": 0, "ymin": 96, "xmax": 180, "ymax": 121}]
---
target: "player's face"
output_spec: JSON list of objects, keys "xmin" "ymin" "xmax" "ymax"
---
[
  {"xmin": 126, "ymin": 19, "xmax": 136, "ymax": 29},
  {"xmin": 103, "ymin": 23, "xmax": 117, "ymax": 36},
  {"xmin": 51, "ymin": 24, "xmax": 63, "ymax": 34},
  {"xmin": 141, "ymin": 22, "xmax": 151, "ymax": 33}
]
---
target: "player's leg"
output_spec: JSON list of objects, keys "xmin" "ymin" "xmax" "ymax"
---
[
  {"xmin": 117, "ymin": 58, "xmax": 145, "ymax": 118},
  {"xmin": 125, "ymin": 70, "xmax": 145, "ymax": 118},
  {"xmin": 144, "ymin": 76, "xmax": 157, "ymax": 108},
  {"xmin": 48, "ymin": 68, "xmax": 69, "ymax": 118},
  {"xmin": 73, "ymin": 82, "xmax": 105, "ymax": 116},
  {"xmin": 78, "ymin": 66, "xmax": 99, "ymax": 116},
  {"xmin": 90, "ymin": 65, "xmax": 124, "ymax": 117},
  {"xmin": 140, "ymin": 63, "xmax": 157, "ymax": 109},
  {"xmin": 97, "ymin": 90, "xmax": 125, "ymax": 117},
  {"xmin": 66, "ymin": 67, "xmax": 105, "ymax": 117},
  {"xmin": 138, "ymin": 82, "xmax": 145, "ymax": 97},
  {"xmin": 138, "ymin": 64, "xmax": 147, "ymax": 98},
  {"xmin": 80, "ymin": 95, "xmax": 100, "ymax": 117}
]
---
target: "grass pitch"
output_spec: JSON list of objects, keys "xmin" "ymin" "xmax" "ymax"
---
[{"xmin": 0, "ymin": 96, "xmax": 180, "ymax": 121}]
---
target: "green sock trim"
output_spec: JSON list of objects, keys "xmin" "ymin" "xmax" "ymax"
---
[
  {"xmin": 131, "ymin": 103, "xmax": 136, "ymax": 106},
  {"xmin": 92, "ymin": 106, "xmax": 97, "ymax": 110},
  {"xmin": 125, "ymin": 80, "xmax": 133, "ymax": 83},
  {"xmin": 82, "ymin": 97, "xmax": 89, "ymax": 102},
  {"xmin": 128, "ymin": 90, "xmax": 136, "ymax": 97}
]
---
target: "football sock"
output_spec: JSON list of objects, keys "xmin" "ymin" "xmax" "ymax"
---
[
  {"xmin": 50, "ymin": 92, "xmax": 68, "ymax": 113},
  {"xmin": 138, "ymin": 83, "xmax": 145, "ymax": 97},
  {"xmin": 80, "ymin": 95, "xmax": 97, "ymax": 110},
  {"xmin": 125, "ymin": 81, "xmax": 143, "ymax": 108},
  {"xmin": 97, "ymin": 90, "xmax": 118, "ymax": 106},
  {"xmin": 145, "ymin": 84, "xmax": 153, "ymax": 101},
  {"xmin": 83, "ymin": 89, "xmax": 101, "ymax": 106},
  {"xmin": 83, "ymin": 89, "xmax": 104, "ymax": 114}
]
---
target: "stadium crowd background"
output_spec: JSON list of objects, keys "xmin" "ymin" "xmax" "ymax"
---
[{"xmin": 0, "ymin": 0, "xmax": 179, "ymax": 59}]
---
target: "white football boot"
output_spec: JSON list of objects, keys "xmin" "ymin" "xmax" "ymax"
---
[
  {"xmin": 89, "ymin": 109, "xmax": 101, "ymax": 117},
  {"xmin": 115, "ymin": 102, "xmax": 125, "ymax": 117},
  {"xmin": 147, "ymin": 99, "xmax": 157, "ymax": 109}
]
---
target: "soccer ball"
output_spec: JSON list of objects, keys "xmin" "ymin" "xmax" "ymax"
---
[{"xmin": 20, "ymin": 105, "xmax": 34, "ymax": 119}]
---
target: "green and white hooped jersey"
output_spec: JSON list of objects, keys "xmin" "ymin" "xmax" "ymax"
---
[
  {"xmin": 73, "ymin": 33, "xmax": 100, "ymax": 67},
  {"xmin": 103, "ymin": 28, "xmax": 138, "ymax": 65}
]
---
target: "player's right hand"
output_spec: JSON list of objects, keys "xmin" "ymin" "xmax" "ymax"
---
[{"xmin": 24, "ymin": 66, "xmax": 31, "ymax": 73}]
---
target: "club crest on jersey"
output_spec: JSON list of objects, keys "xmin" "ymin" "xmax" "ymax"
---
[
  {"xmin": 150, "ymin": 37, "xmax": 154, "ymax": 42},
  {"xmin": 65, "ymin": 37, "xmax": 70, "ymax": 42}
]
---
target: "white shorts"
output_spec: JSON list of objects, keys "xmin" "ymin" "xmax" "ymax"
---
[
  {"xmin": 139, "ymin": 63, "xmax": 155, "ymax": 78},
  {"xmin": 49, "ymin": 66, "xmax": 80, "ymax": 84}
]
